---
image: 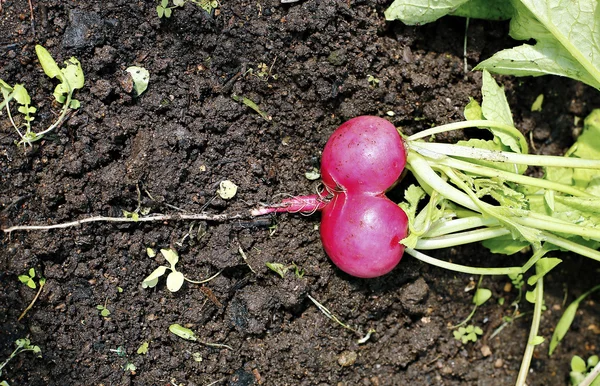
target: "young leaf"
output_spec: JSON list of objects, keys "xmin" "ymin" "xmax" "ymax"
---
[
  {"xmin": 481, "ymin": 70, "xmax": 514, "ymax": 127},
  {"xmin": 166, "ymin": 271, "xmax": 185, "ymax": 292},
  {"xmin": 472, "ymin": 288, "xmax": 492, "ymax": 306},
  {"xmin": 571, "ymin": 355, "xmax": 587, "ymax": 373},
  {"xmin": 35, "ymin": 45, "xmax": 62, "ymax": 79},
  {"xmin": 526, "ymin": 257, "xmax": 561, "ymax": 286},
  {"xmin": 266, "ymin": 262, "xmax": 288, "ymax": 278},
  {"xmin": 549, "ymin": 284, "xmax": 600, "ymax": 355},
  {"xmin": 137, "ymin": 342, "xmax": 149, "ymax": 355},
  {"xmin": 161, "ymin": 0, "xmax": 169, "ymax": 7},
  {"xmin": 61, "ymin": 57, "xmax": 85, "ymax": 90},
  {"xmin": 157, "ymin": 5, "xmax": 165, "ymax": 17},
  {"xmin": 142, "ymin": 266, "xmax": 168, "ymax": 288},
  {"xmin": 384, "ymin": 0, "xmax": 468, "ymax": 25},
  {"xmin": 164, "ymin": 7, "xmax": 172, "ymax": 17},
  {"xmin": 161, "ymin": 248, "xmax": 179, "ymax": 268},
  {"xmin": 475, "ymin": 0, "xmax": 600, "ymax": 90},
  {"xmin": 125, "ymin": 66, "xmax": 150, "ymax": 96},
  {"xmin": 169, "ymin": 324, "xmax": 197, "ymax": 341},
  {"xmin": 450, "ymin": 0, "xmax": 513, "ymax": 20},
  {"xmin": 463, "ymin": 97, "xmax": 483, "ymax": 121},
  {"xmin": 529, "ymin": 335, "xmax": 544, "ymax": 346},
  {"xmin": 12, "ymin": 84, "xmax": 31, "ymax": 106}
]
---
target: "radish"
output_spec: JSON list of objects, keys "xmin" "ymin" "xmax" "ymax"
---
[{"xmin": 253, "ymin": 116, "xmax": 409, "ymax": 278}]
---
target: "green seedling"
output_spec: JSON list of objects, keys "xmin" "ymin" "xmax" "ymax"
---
[
  {"xmin": 136, "ymin": 342, "xmax": 149, "ymax": 355},
  {"xmin": 570, "ymin": 355, "xmax": 600, "ymax": 386},
  {"xmin": 453, "ymin": 324, "xmax": 483, "ymax": 344},
  {"xmin": 157, "ymin": 0, "xmax": 218, "ymax": 18},
  {"xmin": 17, "ymin": 269, "xmax": 46, "ymax": 321},
  {"xmin": 96, "ymin": 298, "xmax": 111, "ymax": 317},
  {"xmin": 231, "ymin": 94, "xmax": 272, "ymax": 121},
  {"xmin": 265, "ymin": 262, "xmax": 305, "ymax": 279},
  {"xmin": 125, "ymin": 66, "xmax": 149, "ymax": 97},
  {"xmin": 0, "ymin": 338, "xmax": 41, "ymax": 381},
  {"xmin": 450, "ymin": 276, "xmax": 491, "ymax": 329},
  {"xmin": 0, "ymin": 45, "xmax": 84, "ymax": 146},
  {"xmin": 367, "ymin": 75, "xmax": 380, "ymax": 87},
  {"xmin": 142, "ymin": 248, "xmax": 221, "ymax": 292},
  {"xmin": 549, "ymin": 284, "xmax": 600, "ymax": 356},
  {"xmin": 169, "ymin": 324, "xmax": 233, "ymax": 350},
  {"xmin": 18, "ymin": 268, "xmax": 39, "ymax": 289}
]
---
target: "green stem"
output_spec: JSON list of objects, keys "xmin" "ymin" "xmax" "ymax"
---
[
  {"xmin": 36, "ymin": 91, "xmax": 72, "ymax": 137},
  {"xmin": 410, "ymin": 141, "xmax": 600, "ymax": 170},
  {"xmin": 407, "ymin": 152, "xmax": 479, "ymax": 211},
  {"xmin": 436, "ymin": 155, "xmax": 591, "ymax": 198},
  {"xmin": 405, "ymin": 248, "xmax": 523, "ymax": 275},
  {"xmin": 517, "ymin": 215, "xmax": 600, "ymax": 241},
  {"xmin": 515, "ymin": 276, "xmax": 544, "ymax": 386},
  {"xmin": 415, "ymin": 227, "xmax": 510, "ymax": 250},
  {"xmin": 542, "ymin": 233, "xmax": 600, "ymax": 262},
  {"xmin": 406, "ymin": 120, "xmax": 527, "ymax": 153},
  {"xmin": 425, "ymin": 216, "xmax": 499, "ymax": 238},
  {"xmin": 184, "ymin": 270, "xmax": 222, "ymax": 284}
]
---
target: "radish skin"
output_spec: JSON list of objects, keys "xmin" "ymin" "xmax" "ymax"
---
[{"xmin": 253, "ymin": 116, "xmax": 409, "ymax": 278}]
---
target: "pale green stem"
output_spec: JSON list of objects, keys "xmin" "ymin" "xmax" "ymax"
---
[
  {"xmin": 184, "ymin": 270, "xmax": 222, "ymax": 284},
  {"xmin": 580, "ymin": 361, "xmax": 600, "ymax": 386},
  {"xmin": 36, "ymin": 91, "xmax": 72, "ymax": 137},
  {"xmin": 5, "ymin": 100, "xmax": 26, "ymax": 141},
  {"xmin": 410, "ymin": 141, "xmax": 600, "ymax": 170},
  {"xmin": 542, "ymin": 233, "xmax": 600, "ymax": 262},
  {"xmin": 425, "ymin": 216, "xmax": 500, "ymax": 238},
  {"xmin": 435, "ymin": 155, "xmax": 592, "ymax": 198},
  {"xmin": 405, "ymin": 248, "xmax": 523, "ymax": 275},
  {"xmin": 406, "ymin": 120, "xmax": 526, "ymax": 153},
  {"xmin": 407, "ymin": 152, "xmax": 479, "ymax": 211},
  {"xmin": 415, "ymin": 227, "xmax": 510, "ymax": 250},
  {"xmin": 515, "ymin": 276, "xmax": 544, "ymax": 386},
  {"xmin": 517, "ymin": 216, "xmax": 600, "ymax": 241}
]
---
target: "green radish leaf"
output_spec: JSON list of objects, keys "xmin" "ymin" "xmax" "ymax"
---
[
  {"xmin": 475, "ymin": 0, "xmax": 600, "ymax": 90},
  {"xmin": 137, "ymin": 341, "xmax": 149, "ymax": 355},
  {"xmin": 157, "ymin": 5, "xmax": 165, "ymax": 17},
  {"xmin": 61, "ymin": 57, "xmax": 84, "ymax": 90},
  {"xmin": 69, "ymin": 99, "xmax": 81, "ymax": 109},
  {"xmin": 463, "ymin": 97, "xmax": 483, "ymax": 121},
  {"xmin": 384, "ymin": 0, "xmax": 469, "ymax": 24},
  {"xmin": 527, "ymin": 257, "xmax": 561, "ymax": 286},
  {"xmin": 35, "ymin": 45, "xmax": 62, "ymax": 79},
  {"xmin": 164, "ymin": 7, "xmax": 172, "ymax": 17},
  {"xmin": 481, "ymin": 70, "xmax": 514, "ymax": 127},
  {"xmin": 482, "ymin": 234, "xmax": 529, "ymax": 255},
  {"xmin": 28, "ymin": 268, "xmax": 35, "ymax": 277},
  {"xmin": 589, "ymin": 355, "xmax": 599, "ymax": 368},
  {"xmin": 18, "ymin": 274, "xmax": 31, "ymax": 283},
  {"xmin": 161, "ymin": 0, "xmax": 168, "ymax": 7},
  {"xmin": 450, "ymin": 0, "xmax": 513, "ymax": 21}
]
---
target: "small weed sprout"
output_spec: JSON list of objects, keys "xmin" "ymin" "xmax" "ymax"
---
[
  {"xmin": 0, "ymin": 45, "xmax": 84, "ymax": 146},
  {"xmin": 0, "ymin": 338, "xmax": 41, "ymax": 381},
  {"xmin": 367, "ymin": 74, "xmax": 380, "ymax": 87},
  {"xmin": 157, "ymin": 0, "xmax": 218, "ymax": 18},
  {"xmin": 96, "ymin": 298, "xmax": 111, "ymax": 317},
  {"xmin": 453, "ymin": 325, "xmax": 483, "ymax": 344},
  {"xmin": 450, "ymin": 276, "xmax": 492, "ymax": 329},
  {"xmin": 569, "ymin": 355, "xmax": 600, "ymax": 386},
  {"xmin": 17, "ymin": 269, "xmax": 46, "ymax": 321},
  {"xmin": 142, "ymin": 248, "xmax": 221, "ymax": 292},
  {"xmin": 265, "ymin": 262, "xmax": 305, "ymax": 279}
]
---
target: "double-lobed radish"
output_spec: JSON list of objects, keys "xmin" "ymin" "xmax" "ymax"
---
[{"xmin": 253, "ymin": 116, "xmax": 409, "ymax": 278}]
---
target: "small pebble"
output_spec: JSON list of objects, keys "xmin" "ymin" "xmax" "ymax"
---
[
  {"xmin": 338, "ymin": 350, "xmax": 358, "ymax": 367},
  {"xmin": 495, "ymin": 358, "xmax": 504, "ymax": 368},
  {"xmin": 481, "ymin": 345, "xmax": 492, "ymax": 357}
]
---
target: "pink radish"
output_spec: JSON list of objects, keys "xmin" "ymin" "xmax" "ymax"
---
[{"xmin": 253, "ymin": 116, "xmax": 409, "ymax": 278}]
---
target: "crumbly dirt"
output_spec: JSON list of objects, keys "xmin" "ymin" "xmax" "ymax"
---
[{"xmin": 1, "ymin": 1, "xmax": 599, "ymax": 385}]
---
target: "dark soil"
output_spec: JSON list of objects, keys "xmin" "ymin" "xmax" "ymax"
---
[{"xmin": 1, "ymin": 1, "xmax": 599, "ymax": 385}]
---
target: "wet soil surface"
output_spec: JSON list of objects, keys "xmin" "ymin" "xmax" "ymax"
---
[{"xmin": 1, "ymin": 1, "xmax": 599, "ymax": 385}]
